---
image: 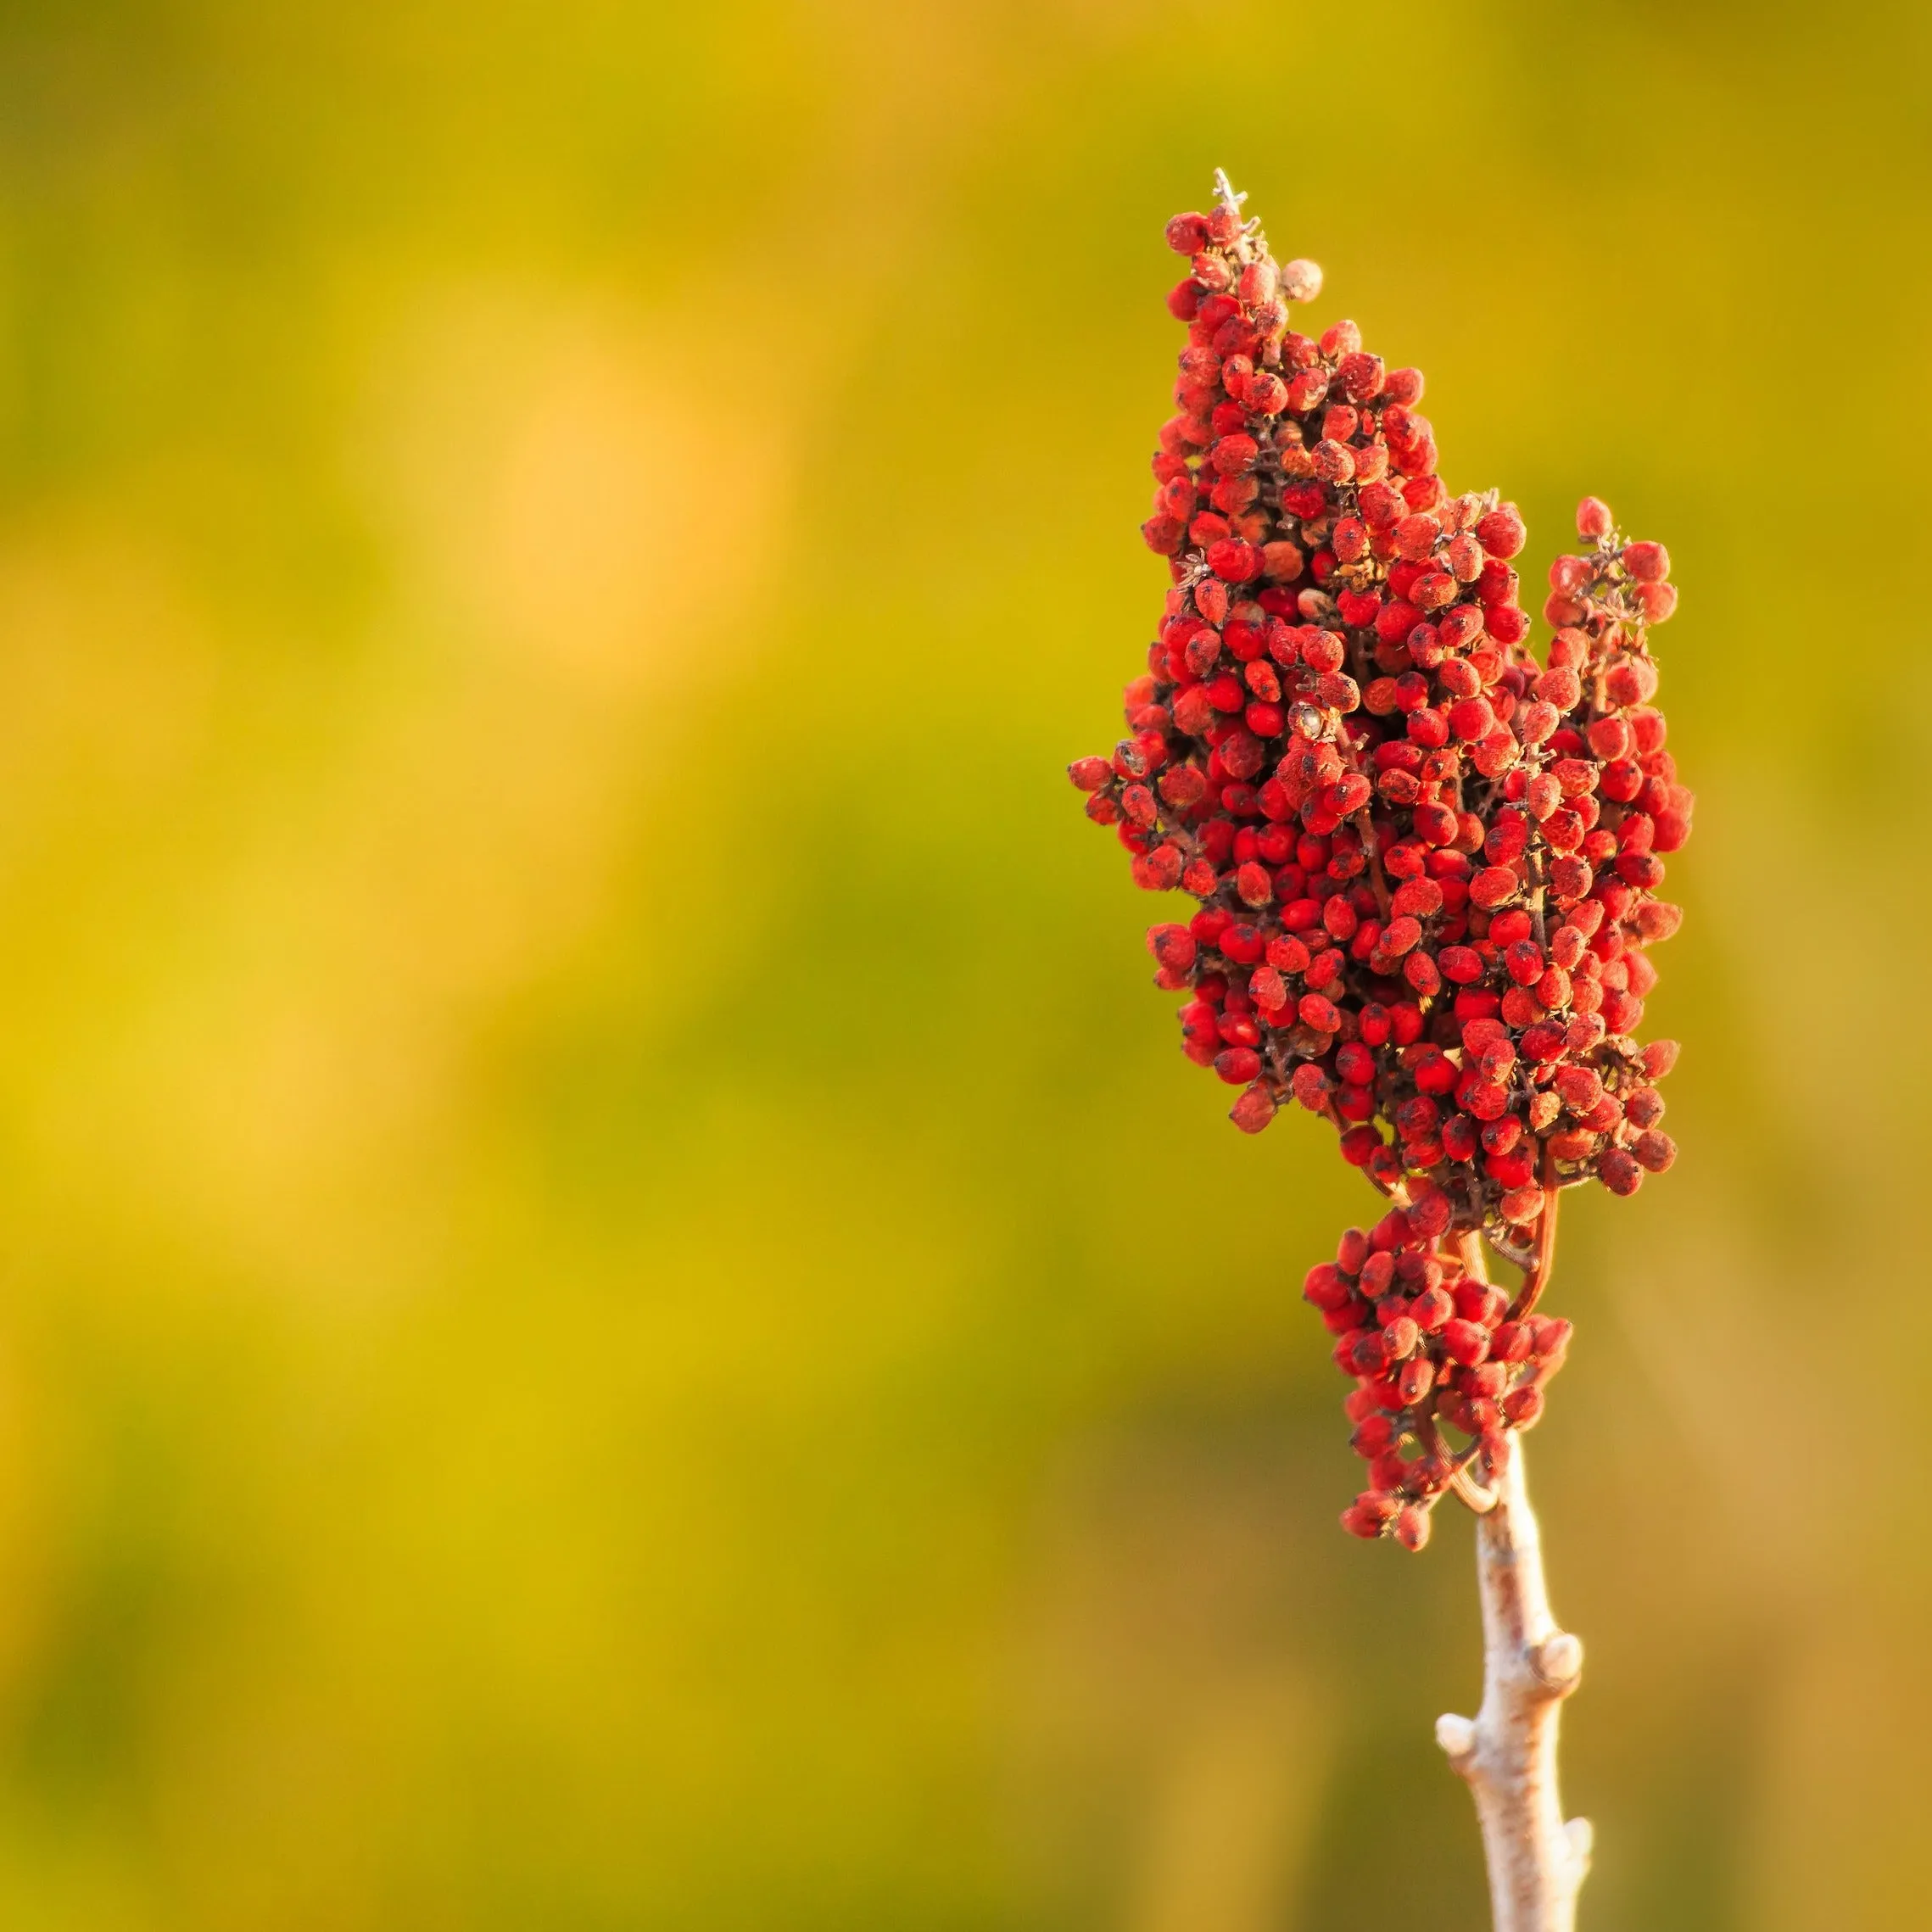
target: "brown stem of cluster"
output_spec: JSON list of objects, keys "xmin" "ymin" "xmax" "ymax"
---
[
  {"xmin": 1354, "ymin": 807, "xmax": 1393, "ymax": 917},
  {"xmin": 1508, "ymin": 1152, "xmax": 1561, "ymax": 1321},
  {"xmin": 1527, "ymin": 851, "xmax": 1550, "ymax": 951},
  {"xmin": 1437, "ymin": 1439, "xmax": 1590, "ymax": 1932}
]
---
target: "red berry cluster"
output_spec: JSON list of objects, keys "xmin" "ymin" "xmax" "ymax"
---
[
  {"xmin": 1309, "ymin": 1207, "xmax": 1578, "ymax": 1550},
  {"xmin": 1069, "ymin": 177, "xmax": 1692, "ymax": 1546}
]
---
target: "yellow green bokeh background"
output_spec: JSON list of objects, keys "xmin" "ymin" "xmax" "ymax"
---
[{"xmin": 0, "ymin": 2, "xmax": 1924, "ymax": 1925}]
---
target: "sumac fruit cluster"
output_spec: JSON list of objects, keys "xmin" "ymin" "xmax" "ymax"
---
[{"xmin": 1070, "ymin": 181, "xmax": 1691, "ymax": 1544}]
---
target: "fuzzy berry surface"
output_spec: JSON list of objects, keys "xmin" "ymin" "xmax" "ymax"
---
[{"xmin": 1070, "ymin": 179, "xmax": 1691, "ymax": 1548}]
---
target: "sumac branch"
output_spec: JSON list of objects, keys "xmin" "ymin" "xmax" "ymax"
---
[{"xmin": 1069, "ymin": 172, "xmax": 1692, "ymax": 1931}]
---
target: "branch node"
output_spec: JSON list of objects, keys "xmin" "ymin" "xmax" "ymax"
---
[
  {"xmin": 1435, "ymin": 1711, "xmax": 1477, "ymax": 1768},
  {"xmin": 1566, "ymin": 1816, "xmax": 1595, "ymax": 1876},
  {"xmin": 1531, "ymin": 1630, "xmax": 1584, "ymax": 1694}
]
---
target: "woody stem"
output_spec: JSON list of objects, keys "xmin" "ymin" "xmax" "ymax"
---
[{"xmin": 1436, "ymin": 1437, "xmax": 1590, "ymax": 1932}]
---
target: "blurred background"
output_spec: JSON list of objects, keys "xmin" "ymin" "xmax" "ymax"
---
[{"xmin": 0, "ymin": 0, "xmax": 1920, "ymax": 1925}]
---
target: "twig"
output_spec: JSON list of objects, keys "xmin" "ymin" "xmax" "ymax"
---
[
  {"xmin": 1449, "ymin": 1447, "xmax": 1499, "ymax": 1516},
  {"xmin": 1417, "ymin": 1393, "xmax": 1499, "ymax": 1516}
]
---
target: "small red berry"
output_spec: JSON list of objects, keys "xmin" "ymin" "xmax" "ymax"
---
[
  {"xmin": 1621, "ymin": 540, "xmax": 1670, "ymax": 582},
  {"xmin": 1280, "ymin": 258, "xmax": 1322, "ymax": 303},
  {"xmin": 1598, "ymin": 1147, "xmax": 1643, "ymax": 1196},
  {"xmin": 1440, "ymin": 1321, "xmax": 1491, "ymax": 1368},
  {"xmin": 1164, "ymin": 212, "xmax": 1209, "ymax": 254},
  {"xmin": 1475, "ymin": 506, "xmax": 1526, "ymax": 559}
]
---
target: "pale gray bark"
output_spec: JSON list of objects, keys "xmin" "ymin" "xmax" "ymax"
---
[{"xmin": 1435, "ymin": 1439, "xmax": 1591, "ymax": 1932}]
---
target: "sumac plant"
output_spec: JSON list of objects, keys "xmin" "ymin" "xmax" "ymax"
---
[{"xmin": 1068, "ymin": 173, "xmax": 1691, "ymax": 1932}]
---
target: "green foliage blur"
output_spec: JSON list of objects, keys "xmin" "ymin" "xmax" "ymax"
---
[{"xmin": 0, "ymin": 1, "xmax": 1923, "ymax": 1925}]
